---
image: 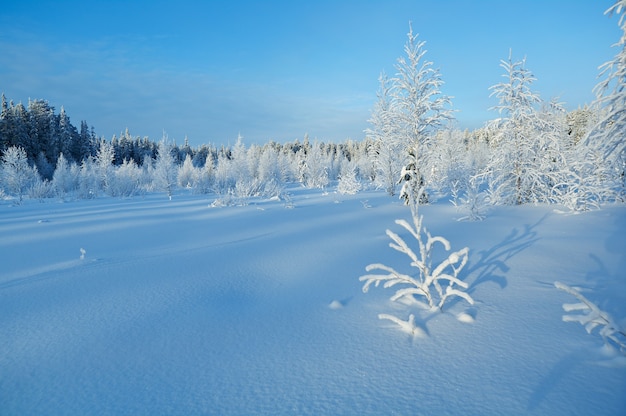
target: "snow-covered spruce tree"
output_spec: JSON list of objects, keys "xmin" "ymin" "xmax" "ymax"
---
[
  {"xmin": 360, "ymin": 185, "xmax": 473, "ymax": 335},
  {"xmin": 153, "ymin": 139, "xmax": 178, "ymax": 200},
  {"xmin": 392, "ymin": 24, "xmax": 453, "ymax": 203},
  {"xmin": 555, "ymin": 282, "xmax": 626, "ymax": 355},
  {"xmin": 1, "ymin": 145, "xmax": 38, "ymax": 203},
  {"xmin": 582, "ymin": 0, "xmax": 626, "ymax": 200}
]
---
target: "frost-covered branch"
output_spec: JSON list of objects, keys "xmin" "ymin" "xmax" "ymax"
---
[{"xmin": 555, "ymin": 281, "xmax": 626, "ymax": 354}]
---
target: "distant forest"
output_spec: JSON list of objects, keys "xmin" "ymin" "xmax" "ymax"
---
[{"xmin": 0, "ymin": 93, "xmax": 367, "ymax": 179}]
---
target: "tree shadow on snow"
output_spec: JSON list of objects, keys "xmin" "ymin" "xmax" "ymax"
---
[
  {"xmin": 466, "ymin": 214, "xmax": 548, "ymax": 295},
  {"xmin": 583, "ymin": 253, "xmax": 626, "ymax": 320}
]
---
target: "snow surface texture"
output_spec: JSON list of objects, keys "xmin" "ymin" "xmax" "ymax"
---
[{"xmin": 1, "ymin": 187, "xmax": 625, "ymax": 415}]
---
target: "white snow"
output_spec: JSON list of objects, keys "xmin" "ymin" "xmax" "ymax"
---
[{"xmin": 1, "ymin": 187, "xmax": 625, "ymax": 415}]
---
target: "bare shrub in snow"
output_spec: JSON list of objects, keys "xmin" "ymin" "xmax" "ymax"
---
[{"xmin": 555, "ymin": 281, "xmax": 626, "ymax": 355}]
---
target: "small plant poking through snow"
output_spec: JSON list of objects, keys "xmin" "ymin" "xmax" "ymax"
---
[
  {"xmin": 360, "ymin": 187, "xmax": 474, "ymax": 334},
  {"xmin": 555, "ymin": 281, "xmax": 626, "ymax": 355}
]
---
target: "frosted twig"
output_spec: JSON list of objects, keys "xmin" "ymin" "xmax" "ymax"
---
[{"xmin": 555, "ymin": 281, "xmax": 626, "ymax": 354}]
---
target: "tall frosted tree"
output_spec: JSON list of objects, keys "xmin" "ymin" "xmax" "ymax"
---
[
  {"xmin": 366, "ymin": 24, "xmax": 452, "ymax": 202},
  {"xmin": 393, "ymin": 24, "xmax": 452, "ymax": 200},
  {"xmin": 584, "ymin": 0, "xmax": 626, "ymax": 199},
  {"xmin": 366, "ymin": 72, "xmax": 402, "ymax": 195},
  {"xmin": 487, "ymin": 52, "xmax": 544, "ymax": 205}
]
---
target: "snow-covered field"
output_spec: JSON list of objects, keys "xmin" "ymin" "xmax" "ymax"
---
[{"xmin": 1, "ymin": 187, "xmax": 625, "ymax": 415}]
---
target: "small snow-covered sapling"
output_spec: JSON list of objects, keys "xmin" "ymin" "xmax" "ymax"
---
[{"xmin": 360, "ymin": 186, "xmax": 474, "ymax": 333}]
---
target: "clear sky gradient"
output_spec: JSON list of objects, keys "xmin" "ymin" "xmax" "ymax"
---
[{"xmin": 0, "ymin": 0, "xmax": 620, "ymax": 146}]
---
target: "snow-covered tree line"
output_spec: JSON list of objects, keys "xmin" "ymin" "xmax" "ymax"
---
[
  {"xmin": 0, "ymin": 95, "xmax": 613, "ymax": 207},
  {"xmin": 0, "ymin": 127, "xmax": 374, "ymax": 203},
  {"xmin": 3, "ymin": 3, "xmax": 625, "ymax": 209}
]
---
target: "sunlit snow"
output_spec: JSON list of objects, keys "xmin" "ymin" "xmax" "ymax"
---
[{"xmin": 1, "ymin": 187, "xmax": 625, "ymax": 415}]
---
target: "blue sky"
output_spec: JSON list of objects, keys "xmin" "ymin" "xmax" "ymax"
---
[{"xmin": 0, "ymin": 0, "xmax": 620, "ymax": 146}]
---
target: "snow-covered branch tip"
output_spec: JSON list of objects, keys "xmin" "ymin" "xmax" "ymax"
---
[
  {"xmin": 555, "ymin": 281, "xmax": 626, "ymax": 355},
  {"xmin": 378, "ymin": 313, "xmax": 426, "ymax": 338}
]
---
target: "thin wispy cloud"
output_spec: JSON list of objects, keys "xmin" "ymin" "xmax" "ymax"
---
[{"xmin": 0, "ymin": 1, "xmax": 619, "ymax": 146}]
